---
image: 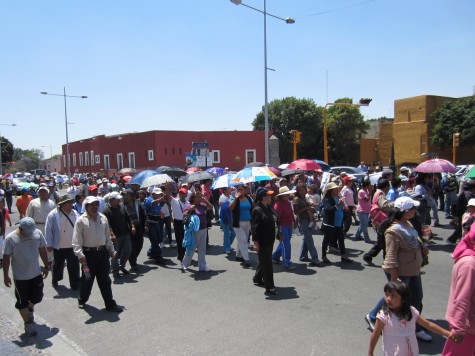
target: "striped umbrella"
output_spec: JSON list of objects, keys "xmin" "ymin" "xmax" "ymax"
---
[
  {"xmin": 212, "ymin": 173, "xmax": 237, "ymax": 189},
  {"xmin": 232, "ymin": 166, "xmax": 277, "ymax": 184}
]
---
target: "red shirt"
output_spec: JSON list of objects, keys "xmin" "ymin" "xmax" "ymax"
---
[{"xmin": 274, "ymin": 199, "xmax": 295, "ymax": 227}]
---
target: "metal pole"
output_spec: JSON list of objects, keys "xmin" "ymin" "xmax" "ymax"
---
[
  {"xmin": 323, "ymin": 104, "xmax": 328, "ymax": 163},
  {"xmin": 263, "ymin": 0, "xmax": 269, "ymax": 165},
  {"xmin": 64, "ymin": 87, "xmax": 71, "ymax": 178}
]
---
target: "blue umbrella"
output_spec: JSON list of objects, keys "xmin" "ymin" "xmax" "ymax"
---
[
  {"xmin": 206, "ymin": 167, "xmax": 225, "ymax": 176},
  {"xmin": 129, "ymin": 170, "xmax": 160, "ymax": 185}
]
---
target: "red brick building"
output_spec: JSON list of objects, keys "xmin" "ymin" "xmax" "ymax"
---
[{"xmin": 62, "ymin": 130, "xmax": 267, "ymax": 176}]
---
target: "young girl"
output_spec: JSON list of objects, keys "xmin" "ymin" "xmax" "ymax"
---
[
  {"xmin": 369, "ymin": 281, "xmax": 459, "ymax": 356},
  {"xmin": 306, "ymin": 184, "xmax": 321, "ymax": 223}
]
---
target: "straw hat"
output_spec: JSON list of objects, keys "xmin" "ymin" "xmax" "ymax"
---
[
  {"xmin": 58, "ymin": 194, "xmax": 74, "ymax": 205},
  {"xmin": 276, "ymin": 186, "xmax": 296, "ymax": 197},
  {"xmin": 323, "ymin": 182, "xmax": 339, "ymax": 195}
]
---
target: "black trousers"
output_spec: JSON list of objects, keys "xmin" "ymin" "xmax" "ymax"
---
[
  {"xmin": 129, "ymin": 235, "xmax": 144, "ymax": 267},
  {"xmin": 322, "ymin": 226, "xmax": 346, "ymax": 257},
  {"xmin": 253, "ymin": 242, "xmax": 274, "ymax": 290},
  {"xmin": 52, "ymin": 247, "xmax": 80, "ymax": 288},
  {"xmin": 364, "ymin": 230, "xmax": 386, "ymax": 261},
  {"xmin": 343, "ymin": 208, "xmax": 352, "ymax": 233},
  {"xmin": 79, "ymin": 248, "xmax": 116, "ymax": 308},
  {"xmin": 173, "ymin": 220, "xmax": 185, "ymax": 261}
]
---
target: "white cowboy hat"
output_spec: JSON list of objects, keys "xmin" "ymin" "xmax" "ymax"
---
[
  {"xmin": 323, "ymin": 182, "xmax": 339, "ymax": 195},
  {"xmin": 276, "ymin": 186, "xmax": 296, "ymax": 197}
]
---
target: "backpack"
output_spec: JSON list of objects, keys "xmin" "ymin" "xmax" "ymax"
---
[{"xmin": 369, "ymin": 191, "xmax": 388, "ymax": 231}]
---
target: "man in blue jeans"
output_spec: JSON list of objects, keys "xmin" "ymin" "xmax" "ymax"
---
[
  {"xmin": 144, "ymin": 188, "xmax": 166, "ymax": 265},
  {"xmin": 219, "ymin": 187, "xmax": 236, "ymax": 254}
]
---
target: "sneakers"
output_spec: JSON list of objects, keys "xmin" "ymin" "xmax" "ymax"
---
[
  {"xmin": 199, "ymin": 267, "xmax": 212, "ymax": 272},
  {"xmin": 416, "ymin": 330, "xmax": 432, "ymax": 341},
  {"xmin": 363, "ymin": 255, "xmax": 373, "ymax": 264},
  {"xmin": 284, "ymin": 264, "xmax": 296, "ymax": 270},
  {"xmin": 365, "ymin": 314, "xmax": 375, "ymax": 332},
  {"xmin": 272, "ymin": 258, "xmax": 282, "ymax": 264},
  {"xmin": 24, "ymin": 322, "xmax": 37, "ymax": 336},
  {"xmin": 171, "ymin": 241, "xmax": 177, "ymax": 248},
  {"xmin": 244, "ymin": 260, "xmax": 251, "ymax": 267},
  {"xmin": 181, "ymin": 265, "xmax": 188, "ymax": 273},
  {"xmin": 78, "ymin": 299, "xmax": 86, "ymax": 309}
]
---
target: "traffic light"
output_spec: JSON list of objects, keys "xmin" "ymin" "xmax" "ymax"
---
[
  {"xmin": 453, "ymin": 132, "xmax": 461, "ymax": 147},
  {"xmin": 286, "ymin": 130, "xmax": 292, "ymax": 141},
  {"xmin": 287, "ymin": 130, "xmax": 297, "ymax": 143},
  {"xmin": 295, "ymin": 131, "xmax": 301, "ymax": 143}
]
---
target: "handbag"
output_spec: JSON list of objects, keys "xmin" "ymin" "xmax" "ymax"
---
[{"xmin": 369, "ymin": 191, "xmax": 388, "ymax": 230}]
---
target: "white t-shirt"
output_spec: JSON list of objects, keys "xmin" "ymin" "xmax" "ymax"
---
[{"xmin": 3, "ymin": 229, "xmax": 46, "ymax": 280}]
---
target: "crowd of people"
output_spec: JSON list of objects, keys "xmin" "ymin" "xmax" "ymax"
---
[{"xmin": 1, "ymin": 167, "xmax": 475, "ymax": 355}]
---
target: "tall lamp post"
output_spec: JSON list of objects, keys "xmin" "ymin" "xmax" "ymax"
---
[
  {"xmin": 41, "ymin": 88, "xmax": 87, "ymax": 178},
  {"xmin": 230, "ymin": 0, "xmax": 295, "ymax": 165},
  {"xmin": 0, "ymin": 123, "xmax": 17, "ymax": 176},
  {"xmin": 323, "ymin": 98, "xmax": 372, "ymax": 164}
]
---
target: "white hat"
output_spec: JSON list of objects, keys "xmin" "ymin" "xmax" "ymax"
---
[
  {"xmin": 84, "ymin": 196, "xmax": 99, "ymax": 206},
  {"xmin": 467, "ymin": 198, "xmax": 475, "ymax": 207},
  {"xmin": 38, "ymin": 186, "xmax": 49, "ymax": 192},
  {"xmin": 394, "ymin": 196, "xmax": 420, "ymax": 212},
  {"xmin": 152, "ymin": 187, "xmax": 163, "ymax": 195},
  {"xmin": 400, "ymin": 166, "xmax": 410, "ymax": 172},
  {"xmin": 109, "ymin": 191, "xmax": 122, "ymax": 200},
  {"xmin": 276, "ymin": 186, "xmax": 296, "ymax": 197}
]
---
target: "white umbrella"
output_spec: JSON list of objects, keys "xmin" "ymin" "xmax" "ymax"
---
[
  {"xmin": 369, "ymin": 172, "xmax": 382, "ymax": 185},
  {"xmin": 278, "ymin": 163, "xmax": 289, "ymax": 170},
  {"xmin": 140, "ymin": 174, "xmax": 174, "ymax": 188},
  {"xmin": 212, "ymin": 173, "xmax": 237, "ymax": 189}
]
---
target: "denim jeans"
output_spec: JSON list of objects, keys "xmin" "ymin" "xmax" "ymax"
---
[
  {"xmin": 299, "ymin": 223, "xmax": 319, "ymax": 262},
  {"xmin": 369, "ymin": 273, "xmax": 424, "ymax": 332},
  {"xmin": 159, "ymin": 216, "xmax": 173, "ymax": 244},
  {"xmin": 222, "ymin": 222, "xmax": 236, "ymax": 253},
  {"xmin": 445, "ymin": 191, "xmax": 457, "ymax": 217},
  {"xmin": 272, "ymin": 225, "xmax": 293, "ymax": 266},
  {"xmin": 355, "ymin": 212, "xmax": 371, "ymax": 242},
  {"xmin": 147, "ymin": 222, "xmax": 163, "ymax": 260}
]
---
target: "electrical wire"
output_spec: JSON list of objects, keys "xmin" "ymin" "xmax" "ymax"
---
[{"xmin": 293, "ymin": 0, "xmax": 377, "ymax": 19}]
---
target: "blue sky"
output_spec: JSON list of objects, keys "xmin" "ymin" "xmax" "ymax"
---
[{"xmin": 1, "ymin": 0, "xmax": 474, "ymax": 156}]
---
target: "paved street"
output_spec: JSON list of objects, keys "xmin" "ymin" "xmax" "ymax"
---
[{"xmin": 0, "ymin": 194, "xmax": 457, "ymax": 355}]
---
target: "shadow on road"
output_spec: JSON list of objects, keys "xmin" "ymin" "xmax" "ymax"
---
[
  {"xmin": 264, "ymin": 286, "xmax": 299, "ymax": 301},
  {"xmin": 13, "ymin": 323, "xmax": 59, "ymax": 350},
  {"xmin": 418, "ymin": 319, "xmax": 450, "ymax": 355},
  {"xmin": 82, "ymin": 304, "xmax": 121, "ymax": 324},
  {"xmin": 52, "ymin": 285, "xmax": 78, "ymax": 300}
]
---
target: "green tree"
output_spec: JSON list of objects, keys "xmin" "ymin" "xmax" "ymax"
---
[
  {"xmin": 13, "ymin": 148, "xmax": 44, "ymax": 172},
  {"xmin": 0, "ymin": 136, "xmax": 14, "ymax": 173},
  {"xmin": 252, "ymin": 97, "xmax": 323, "ymax": 163},
  {"xmin": 326, "ymin": 98, "xmax": 370, "ymax": 165},
  {"xmin": 431, "ymin": 96, "xmax": 475, "ymax": 148}
]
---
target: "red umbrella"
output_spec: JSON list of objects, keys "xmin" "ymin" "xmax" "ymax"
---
[
  {"xmin": 287, "ymin": 159, "xmax": 321, "ymax": 171},
  {"xmin": 186, "ymin": 167, "xmax": 202, "ymax": 173},
  {"xmin": 266, "ymin": 165, "xmax": 281, "ymax": 177},
  {"xmin": 414, "ymin": 159, "xmax": 456, "ymax": 173},
  {"xmin": 122, "ymin": 175, "xmax": 132, "ymax": 181}
]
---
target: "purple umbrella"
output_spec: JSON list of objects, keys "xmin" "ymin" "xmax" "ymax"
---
[
  {"xmin": 206, "ymin": 167, "xmax": 226, "ymax": 176},
  {"xmin": 414, "ymin": 159, "xmax": 456, "ymax": 173}
]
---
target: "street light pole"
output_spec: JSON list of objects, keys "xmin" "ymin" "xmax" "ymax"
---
[
  {"xmin": 323, "ymin": 99, "xmax": 372, "ymax": 164},
  {"xmin": 0, "ymin": 123, "xmax": 17, "ymax": 176},
  {"xmin": 230, "ymin": 0, "xmax": 295, "ymax": 164},
  {"xmin": 41, "ymin": 88, "xmax": 87, "ymax": 179}
]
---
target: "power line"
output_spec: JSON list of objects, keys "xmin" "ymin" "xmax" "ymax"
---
[{"xmin": 294, "ymin": 0, "xmax": 377, "ymax": 19}]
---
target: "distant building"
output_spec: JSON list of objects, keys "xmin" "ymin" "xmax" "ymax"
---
[
  {"xmin": 61, "ymin": 130, "xmax": 269, "ymax": 176},
  {"xmin": 360, "ymin": 118, "xmax": 394, "ymax": 168}
]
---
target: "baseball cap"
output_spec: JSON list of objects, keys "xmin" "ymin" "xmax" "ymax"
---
[
  {"xmin": 467, "ymin": 198, "xmax": 475, "ymax": 207},
  {"xmin": 38, "ymin": 186, "xmax": 49, "ymax": 193},
  {"xmin": 255, "ymin": 187, "xmax": 273, "ymax": 200},
  {"xmin": 84, "ymin": 196, "xmax": 99, "ymax": 206},
  {"xmin": 109, "ymin": 191, "xmax": 122, "ymax": 200},
  {"xmin": 152, "ymin": 187, "xmax": 163, "ymax": 195},
  {"xmin": 19, "ymin": 217, "xmax": 36, "ymax": 235},
  {"xmin": 400, "ymin": 166, "xmax": 410, "ymax": 172},
  {"xmin": 394, "ymin": 196, "xmax": 420, "ymax": 212},
  {"xmin": 88, "ymin": 185, "xmax": 98, "ymax": 192},
  {"xmin": 178, "ymin": 188, "xmax": 188, "ymax": 194}
]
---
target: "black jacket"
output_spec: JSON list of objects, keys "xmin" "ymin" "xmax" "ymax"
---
[
  {"xmin": 251, "ymin": 203, "xmax": 277, "ymax": 246},
  {"xmin": 103, "ymin": 203, "xmax": 133, "ymax": 237}
]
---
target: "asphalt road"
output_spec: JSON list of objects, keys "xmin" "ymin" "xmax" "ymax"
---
[{"xmin": 0, "ymin": 195, "xmax": 457, "ymax": 355}]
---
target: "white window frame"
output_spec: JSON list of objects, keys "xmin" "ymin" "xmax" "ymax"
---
[
  {"xmin": 90, "ymin": 151, "xmax": 94, "ymax": 166},
  {"xmin": 104, "ymin": 154, "xmax": 110, "ymax": 170},
  {"xmin": 148, "ymin": 150, "xmax": 154, "ymax": 161},
  {"xmin": 128, "ymin": 152, "xmax": 136, "ymax": 169},
  {"xmin": 245, "ymin": 149, "xmax": 256, "ymax": 165},
  {"xmin": 85, "ymin": 151, "xmax": 89, "ymax": 167},
  {"xmin": 73, "ymin": 153, "xmax": 77, "ymax": 167},
  {"xmin": 95, "ymin": 155, "xmax": 100, "ymax": 164},
  {"xmin": 211, "ymin": 150, "xmax": 221, "ymax": 164},
  {"xmin": 117, "ymin": 153, "xmax": 123, "ymax": 170},
  {"xmin": 79, "ymin": 152, "xmax": 83, "ymax": 167}
]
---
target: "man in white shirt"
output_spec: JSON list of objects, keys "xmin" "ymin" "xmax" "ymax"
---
[
  {"xmin": 72, "ymin": 196, "xmax": 123, "ymax": 312},
  {"xmin": 45, "ymin": 194, "xmax": 80, "ymax": 289},
  {"xmin": 26, "ymin": 186, "xmax": 55, "ymax": 236},
  {"xmin": 170, "ymin": 188, "xmax": 190, "ymax": 262}
]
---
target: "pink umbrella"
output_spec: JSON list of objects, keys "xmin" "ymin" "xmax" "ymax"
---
[
  {"xmin": 186, "ymin": 167, "xmax": 202, "ymax": 173},
  {"xmin": 287, "ymin": 159, "xmax": 321, "ymax": 171},
  {"xmin": 266, "ymin": 165, "xmax": 281, "ymax": 177},
  {"xmin": 122, "ymin": 175, "xmax": 132, "ymax": 181},
  {"xmin": 414, "ymin": 158, "xmax": 456, "ymax": 173}
]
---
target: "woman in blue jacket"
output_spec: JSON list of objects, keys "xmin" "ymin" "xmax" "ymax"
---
[{"xmin": 321, "ymin": 182, "xmax": 353, "ymax": 264}]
